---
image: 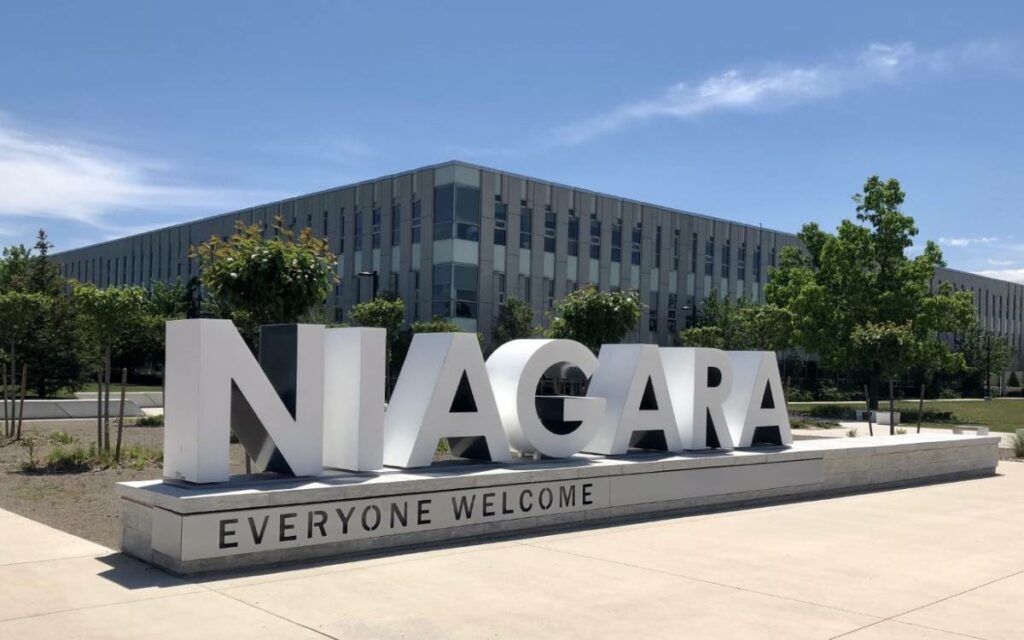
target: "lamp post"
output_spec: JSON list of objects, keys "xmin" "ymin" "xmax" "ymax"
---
[{"xmin": 357, "ymin": 271, "xmax": 379, "ymax": 301}]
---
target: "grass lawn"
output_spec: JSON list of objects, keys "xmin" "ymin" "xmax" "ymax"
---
[{"xmin": 789, "ymin": 399, "xmax": 1024, "ymax": 433}]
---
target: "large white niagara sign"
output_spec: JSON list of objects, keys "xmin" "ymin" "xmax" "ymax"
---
[{"xmin": 163, "ymin": 320, "xmax": 792, "ymax": 484}]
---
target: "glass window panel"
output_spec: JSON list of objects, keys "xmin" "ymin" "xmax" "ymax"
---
[
  {"xmin": 434, "ymin": 185, "xmax": 454, "ymax": 224},
  {"xmin": 454, "ymin": 186, "xmax": 480, "ymax": 223}
]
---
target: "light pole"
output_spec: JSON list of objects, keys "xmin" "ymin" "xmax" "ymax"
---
[{"xmin": 357, "ymin": 271, "xmax": 379, "ymax": 301}]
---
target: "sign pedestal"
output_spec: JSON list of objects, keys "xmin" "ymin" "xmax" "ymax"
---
[{"xmin": 119, "ymin": 434, "xmax": 998, "ymax": 575}]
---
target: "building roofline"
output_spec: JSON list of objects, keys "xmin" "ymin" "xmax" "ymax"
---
[{"xmin": 52, "ymin": 159, "xmax": 801, "ymax": 258}]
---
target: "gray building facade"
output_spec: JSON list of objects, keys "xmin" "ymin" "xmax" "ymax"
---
[{"xmin": 52, "ymin": 161, "xmax": 1024, "ymax": 369}]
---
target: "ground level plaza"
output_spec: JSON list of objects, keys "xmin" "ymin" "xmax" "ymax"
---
[{"xmin": 2, "ymin": 460, "xmax": 1022, "ymax": 639}]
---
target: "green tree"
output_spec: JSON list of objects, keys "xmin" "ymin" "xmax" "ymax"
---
[
  {"xmin": 28, "ymin": 230, "xmax": 63, "ymax": 296},
  {"xmin": 491, "ymin": 297, "xmax": 536, "ymax": 348},
  {"xmin": 953, "ymin": 328, "xmax": 1016, "ymax": 396},
  {"xmin": 73, "ymin": 283, "xmax": 152, "ymax": 449},
  {"xmin": 678, "ymin": 293, "xmax": 791, "ymax": 351},
  {"xmin": 348, "ymin": 293, "xmax": 407, "ymax": 393},
  {"xmin": 191, "ymin": 216, "xmax": 339, "ymax": 342},
  {"xmin": 766, "ymin": 176, "xmax": 975, "ymax": 406},
  {"xmin": 546, "ymin": 285, "xmax": 641, "ymax": 352},
  {"xmin": 391, "ymin": 317, "xmax": 464, "ymax": 379}
]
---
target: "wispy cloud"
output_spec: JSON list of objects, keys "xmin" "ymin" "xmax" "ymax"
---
[
  {"xmin": 0, "ymin": 113, "xmax": 279, "ymax": 231},
  {"xmin": 554, "ymin": 40, "xmax": 1010, "ymax": 145},
  {"xmin": 939, "ymin": 236, "xmax": 1001, "ymax": 247},
  {"xmin": 976, "ymin": 268, "xmax": 1024, "ymax": 285}
]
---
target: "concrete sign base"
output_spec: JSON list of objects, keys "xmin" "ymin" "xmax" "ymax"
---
[{"xmin": 119, "ymin": 434, "xmax": 998, "ymax": 575}]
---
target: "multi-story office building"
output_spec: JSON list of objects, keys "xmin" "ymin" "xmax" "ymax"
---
[{"xmin": 52, "ymin": 161, "xmax": 1024, "ymax": 369}]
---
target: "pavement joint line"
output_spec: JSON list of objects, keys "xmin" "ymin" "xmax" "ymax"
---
[
  {"xmin": 882, "ymin": 619, "xmax": 989, "ymax": 640},
  {"xmin": 0, "ymin": 588, "xmax": 203, "ymax": 625},
  {"xmin": 198, "ymin": 585, "xmax": 340, "ymax": 639},
  {"xmin": 205, "ymin": 540, "xmax": 516, "ymax": 592},
  {"xmin": 0, "ymin": 551, "xmax": 108, "ymax": 568},
  {"xmin": 828, "ymin": 567, "xmax": 1024, "ymax": 640},
  {"xmin": 521, "ymin": 541, "xmax": 884, "ymax": 623}
]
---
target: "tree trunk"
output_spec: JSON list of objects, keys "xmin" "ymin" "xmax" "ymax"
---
[
  {"xmin": 115, "ymin": 367, "xmax": 127, "ymax": 462},
  {"xmin": 863, "ymin": 384, "xmax": 873, "ymax": 437},
  {"xmin": 103, "ymin": 345, "xmax": 112, "ymax": 452},
  {"xmin": 16, "ymin": 364, "xmax": 27, "ymax": 441},
  {"xmin": 2, "ymin": 365, "xmax": 8, "ymax": 438},
  {"xmin": 888, "ymin": 380, "xmax": 895, "ymax": 436},
  {"xmin": 96, "ymin": 369, "xmax": 103, "ymax": 448},
  {"xmin": 867, "ymin": 367, "xmax": 881, "ymax": 410},
  {"xmin": 917, "ymin": 384, "xmax": 925, "ymax": 434}
]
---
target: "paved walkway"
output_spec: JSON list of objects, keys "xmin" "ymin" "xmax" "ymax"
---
[{"xmin": 2, "ymin": 464, "xmax": 1023, "ymax": 639}]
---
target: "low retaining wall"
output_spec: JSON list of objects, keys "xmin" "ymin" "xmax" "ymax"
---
[
  {"xmin": 74, "ymin": 391, "xmax": 163, "ymax": 408},
  {"xmin": 0, "ymin": 399, "xmax": 145, "ymax": 420},
  {"xmin": 119, "ymin": 434, "xmax": 999, "ymax": 575}
]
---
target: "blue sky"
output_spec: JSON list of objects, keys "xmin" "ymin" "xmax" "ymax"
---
[{"xmin": 0, "ymin": 1, "xmax": 1022, "ymax": 282}]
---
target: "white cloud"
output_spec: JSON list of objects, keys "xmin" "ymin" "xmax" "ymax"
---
[
  {"xmin": 554, "ymin": 40, "xmax": 1010, "ymax": 145},
  {"xmin": 939, "ymin": 236, "xmax": 1000, "ymax": 247},
  {"xmin": 0, "ymin": 113, "xmax": 278, "ymax": 231},
  {"xmin": 976, "ymin": 268, "xmax": 1024, "ymax": 285}
]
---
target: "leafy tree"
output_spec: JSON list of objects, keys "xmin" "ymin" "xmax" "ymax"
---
[
  {"xmin": 491, "ymin": 297, "xmax": 536, "ymax": 348},
  {"xmin": 766, "ymin": 176, "xmax": 975, "ymax": 406},
  {"xmin": 952, "ymin": 327, "xmax": 1016, "ymax": 396},
  {"xmin": 391, "ymin": 317, "xmax": 464, "ymax": 379},
  {"xmin": 348, "ymin": 293, "xmax": 407, "ymax": 394},
  {"xmin": 191, "ymin": 216, "xmax": 339, "ymax": 342},
  {"xmin": 0, "ymin": 245, "xmax": 31, "ymax": 292},
  {"xmin": 546, "ymin": 285, "xmax": 641, "ymax": 352},
  {"xmin": 73, "ymin": 283, "xmax": 152, "ymax": 449},
  {"xmin": 678, "ymin": 292, "xmax": 790, "ymax": 351}
]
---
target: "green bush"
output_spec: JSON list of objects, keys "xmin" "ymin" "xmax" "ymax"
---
[
  {"xmin": 47, "ymin": 430, "xmax": 75, "ymax": 445},
  {"xmin": 1013, "ymin": 431, "xmax": 1024, "ymax": 459},
  {"xmin": 135, "ymin": 414, "xmax": 163, "ymax": 427},
  {"xmin": 1009, "ymin": 371, "xmax": 1021, "ymax": 388},
  {"xmin": 791, "ymin": 404, "xmax": 858, "ymax": 420},
  {"xmin": 938, "ymin": 388, "xmax": 962, "ymax": 399},
  {"xmin": 46, "ymin": 444, "xmax": 92, "ymax": 472}
]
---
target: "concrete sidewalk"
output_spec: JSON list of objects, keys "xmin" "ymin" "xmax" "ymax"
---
[{"xmin": 2, "ymin": 464, "xmax": 1023, "ymax": 639}]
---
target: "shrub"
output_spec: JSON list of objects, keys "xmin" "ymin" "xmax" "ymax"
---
[
  {"xmin": 19, "ymin": 434, "xmax": 42, "ymax": 472},
  {"xmin": 938, "ymin": 388, "xmax": 961, "ymax": 399},
  {"xmin": 47, "ymin": 430, "xmax": 75, "ymax": 445},
  {"xmin": 895, "ymin": 427, "xmax": 907, "ymax": 435},
  {"xmin": 791, "ymin": 404, "xmax": 858, "ymax": 420},
  {"xmin": 46, "ymin": 444, "xmax": 92, "ymax": 472},
  {"xmin": 135, "ymin": 414, "xmax": 163, "ymax": 427},
  {"xmin": 1009, "ymin": 371, "xmax": 1021, "ymax": 388},
  {"xmin": 1013, "ymin": 431, "xmax": 1024, "ymax": 459},
  {"xmin": 846, "ymin": 428, "xmax": 858, "ymax": 438}
]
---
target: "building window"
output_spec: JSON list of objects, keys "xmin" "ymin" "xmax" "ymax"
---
[
  {"xmin": 738, "ymin": 241, "xmax": 746, "ymax": 281},
  {"xmin": 704, "ymin": 236, "xmax": 714, "ymax": 276},
  {"xmin": 631, "ymin": 221, "xmax": 642, "ymax": 266},
  {"xmin": 322, "ymin": 210, "xmax": 328, "ymax": 237},
  {"xmin": 691, "ymin": 232, "xmax": 698, "ymax": 273},
  {"xmin": 754, "ymin": 244, "xmax": 762, "ymax": 282},
  {"xmin": 354, "ymin": 211, "xmax": 363, "ymax": 251},
  {"xmin": 568, "ymin": 210, "xmax": 579, "ymax": 257},
  {"xmin": 455, "ymin": 185, "xmax": 480, "ymax": 241},
  {"xmin": 770, "ymin": 246, "xmax": 777, "ymax": 267},
  {"xmin": 668, "ymin": 292, "xmax": 678, "ymax": 333},
  {"xmin": 590, "ymin": 213, "xmax": 601, "ymax": 260},
  {"xmin": 520, "ymin": 206, "xmax": 532, "ymax": 249},
  {"xmin": 433, "ymin": 185, "xmax": 454, "ymax": 241},
  {"xmin": 431, "ymin": 263, "xmax": 452, "ymax": 318},
  {"xmin": 338, "ymin": 208, "xmax": 345, "ymax": 253},
  {"xmin": 611, "ymin": 217, "xmax": 622, "ymax": 263},
  {"xmin": 672, "ymin": 229, "xmax": 680, "ymax": 272},
  {"xmin": 411, "ymin": 200, "xmax": 421, "ymax": 244},
  {"xmin": 519, "ymin": 274, "xmax": 532, "ymax": 304},
  {"xmin": 649, "ymin": 291, "xmax": 659, "ymax": 332},
  {"xmin": 544, "ymin": 207, "xmax": 556, "ymax": 253},
  {"xmin": 655, "ymin": 225, "xmax": 663, "ymax": 269},
  {"xmin": 721, "ymin": 239, "xmax": 730, "ymax": 278},
  {"xmin": 391, "ymin": 204, "xmax": 401, "ymax": 246},
  {"xmin": 411, "ymin": 270, "xmax": 420, "ymax": 316},
  {"xmin": 494, "ymin": 202, "xmax": 507, "ymax": 246},
  {"xmin": 544, "ymin": 277, "xmax": 554, "ymax": 308},
  {"xmin": 495, "ymin": 272, "xmax": 507, "ymax": 305},
  {"xmin": 454, "ymin": 264, "xmax": 478, "ymax": 318},
  {"xmin": 372, "ymin": 207, "xmax": 382, "ymax": 249}
]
